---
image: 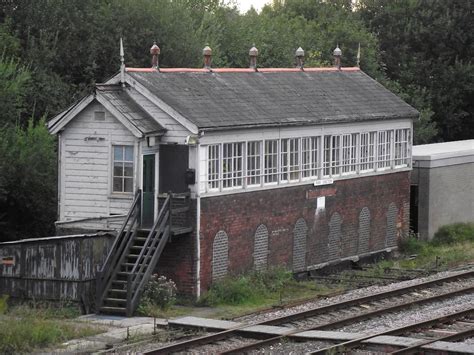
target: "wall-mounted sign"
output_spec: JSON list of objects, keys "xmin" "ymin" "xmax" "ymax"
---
[
  {"xmin": 1, "ymin": 256, "xmax": 15, "ymax": 266},
  {"xmin": 314, "ymin": 178, "xmax": 334, "ymax": 186}
]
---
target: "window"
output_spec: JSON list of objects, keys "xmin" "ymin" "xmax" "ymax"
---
[
  {"xmin": 247, "ymin": 141, "xmax": 261, "ymax": 186},
  {"xmin": 331, "ymin": 135, "xmax": 341, "ymax": 176},
  {"xmin": 323, "ymin": 136, "xmax": 331, "ymax": 177},
  {"xmin": 342, "ymin": 133, "xmax": 357, "ymax": 174},
  {"xmin": 360, "ymin": 132, "xmax": 376, "ymax": 172},
  {"xmin": 280, "ymin": 138, "xmax": 300, "ymax": 182},
  {"xmin": 377, "ymin": 130, "xmax": 392, "ymax": 169},
  {"xmin": 395, "ymin": 129, "xmax": 410, "ymax": 167},
  {"xmin": 264, "ymin": 140, "xmax": 278, "ymax": 184},
  {"xmin": 113, "ymin": 145, "xmax": 134, "ymax": 193},
  {"xmin": 302, "ymin": 137, "xmax": 320, "ymax": 179},
  {"xmin": 208, "ymin": 144, "xmax": 220, "ymax": 190},
  {"xmin": 222, "ymin": 142, "xmax": 243, "ymax": 189}
]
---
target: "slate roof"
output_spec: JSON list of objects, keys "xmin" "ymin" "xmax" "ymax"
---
[
  {"xmin": 127, "ymin": 68, "xmax": 418, "ymax": 130},
  {"xmin": 96, "ymin": 85, "xmax": 164, "ymax": 135}
]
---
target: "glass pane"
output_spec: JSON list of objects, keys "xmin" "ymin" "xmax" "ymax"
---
[
  {"xmin": 124, "ymin": 146, "xmax": 134, "ymax": 161},
  {"xmin": 113, "ymin": 177, "xmax": 122, "ymax": 192},
  {"xmin": 124, "ymin": 178, "xmax": 133, "ymax": 192},
  {"xmin": 124, "ymin": 162, "xmax": 133, "ymax": 177},
  {"xmin": 114, "ymin": 146, "xmax": 123, "ymax": 161},
  {"xmin": 113, "ymin": 164, "xmax": 123, "ymax": 177}
]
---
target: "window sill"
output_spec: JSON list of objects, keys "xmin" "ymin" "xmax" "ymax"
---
[{"xmin": 109, "ymin": 193, "xmax": 134, "ymax": 200}]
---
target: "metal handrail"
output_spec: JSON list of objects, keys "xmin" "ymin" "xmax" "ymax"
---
[{"xmin": 96, "ymin": 189, "xmax": 141, "ymax": 309}]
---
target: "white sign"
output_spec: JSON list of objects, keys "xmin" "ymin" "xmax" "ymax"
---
[{"xmin": 313, "ymin": 178, "xmax": 334, "ymax": 186}]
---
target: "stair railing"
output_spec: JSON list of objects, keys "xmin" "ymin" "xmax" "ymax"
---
[
  {"xmin": 125, "ymin": 192, "xmax": 172, "ymax": 316},
  {"xmin": 96, "ymin": 189, "xmax": 142, "ymax": 310}
]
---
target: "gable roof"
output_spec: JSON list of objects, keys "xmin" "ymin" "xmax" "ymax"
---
[
  {"xmin": 48, "ymin": 85, "xmax": 165, "ymax": 137},
  {"xmin": 126, "ymin": 67, "xmax": 419, "ymax": 131}
]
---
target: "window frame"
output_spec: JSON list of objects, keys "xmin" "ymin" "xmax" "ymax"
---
[{"xmin": 112, "ymin": 145, "xmax": 134, "ymax": 194}]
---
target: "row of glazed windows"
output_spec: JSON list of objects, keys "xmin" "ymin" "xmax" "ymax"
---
[{"xmin": 203, "ymin": 129, "xmax": 411, "ymax": 193}]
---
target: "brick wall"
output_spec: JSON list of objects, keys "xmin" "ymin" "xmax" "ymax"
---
[{"xmin": 199, "ymin": 171, "xmax": 410, "ymax": 293}]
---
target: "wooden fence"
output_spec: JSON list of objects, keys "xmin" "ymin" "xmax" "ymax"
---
[{"xmin": 0, "ymin": 233, "xmax": 114, "ymax": 312}]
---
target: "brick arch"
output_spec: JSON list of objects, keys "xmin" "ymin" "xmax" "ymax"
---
[
  {"xmin": 293, "ymin": 218, "xmax": 308, "ymax": 272},
  {"xmin": 358, "ymin": 207, "xmax": 371, "ymax": 254},
  {"xmin": 328, "ymin": 212, "xmax": 342, "ymax": 260},
  {"xmin": 212, "ymin": 230, "xmax": 228, "ymax": 281},
  {"xmin": 386, "ymin": 203, "xmax": 398, "ymax": 247},
  {"xmin": 254, "ymin": 224, "xmax": 269, "ymax": 271}
]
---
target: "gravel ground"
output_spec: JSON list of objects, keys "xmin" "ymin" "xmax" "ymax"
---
[
  {"xmin": 248, "ymin": 339, "xmax": 332, "ymax": 354},
  {"xmin": 236, "ymin": 268, "xmax": 474, "ymax": 325},
  {"xmin": 340, "ymin": 293, "xmax": 474, "ymax": 334}
]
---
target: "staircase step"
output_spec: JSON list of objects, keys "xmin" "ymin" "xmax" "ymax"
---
[
  {"xmin": 109, "ymin": 288, "xmax": 127, "ymax": 294},
  {"xmin": 171, "ymin": 226, "xmax": 193, "ymax": 236},
  {"xmin": 131, "ymin": 245, "xmax": 156, "ymax": 251},
  {"xmin": 104, "ymin": 297, "xmax": 127, "ymax": 303},
  {"xmin": 100, "ymin": 306, "xmax": 126, "ymax": 315},
  {"xmin": 171, "ymin": 206, "xmax": 190, "ymax": 214}
]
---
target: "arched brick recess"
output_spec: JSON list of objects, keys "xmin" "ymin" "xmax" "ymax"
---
[
  {"xmin": 212, "ymin": 230, "xmax": 228, "ymax": 281},
  {"xmin": 358, "ymin": 207, "xmax": 371, "ymax": 254},
  {"xmin": 254, "ymin": 224, "xmax": 269, "ymax": 271},
  {"xmin": 386, "ymin": 203, "xmax": 398, "ymax": 247},
  {"xmin": 293, "ymin": 218, "xmax": 308, "ymax": 272},
  {"xmin": 328, "ymin": 212, "xmax": 342, "ymax": 260}
]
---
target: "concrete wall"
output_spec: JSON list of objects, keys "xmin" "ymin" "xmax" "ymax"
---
[
  {"xmin": 0, "ymin": 233, "xmax": 114, "ymax": 311},
  {"xmin": 413, "ymin": 162, "xmax": 474, "ymax": 240},
  {"xmin": 198, "ymin": 171, "xmax": 410, "ymax": 293}
]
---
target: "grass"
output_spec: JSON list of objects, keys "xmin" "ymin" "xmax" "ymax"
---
[{"xmin": 0, "ymin": 300, "xmax": 105, "ymax": 353}]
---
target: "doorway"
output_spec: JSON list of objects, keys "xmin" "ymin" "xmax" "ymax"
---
[{"xmin": 142, "ymin": 154, "xmax": 155, "ymax": 227}]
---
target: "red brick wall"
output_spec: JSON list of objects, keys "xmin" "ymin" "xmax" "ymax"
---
[{"xmin": 199, "ymin": 171, "xmax": 410, "ymax": 293}]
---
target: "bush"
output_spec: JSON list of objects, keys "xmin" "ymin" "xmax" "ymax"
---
[
  {"xmin": 398, "ymin": 233, "xmax": 425, "ymax": 254},
  {"xmin": 432, "ymin": 223, "xmax": 474, "ymax": 246},
  {"xmin": 140, "ymin": 275, "xmax": 177, "ymax": 311}
]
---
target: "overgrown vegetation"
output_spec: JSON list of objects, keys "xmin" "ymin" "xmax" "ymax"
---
[
  {"xmin": 0, "ymin": 300, "xmax": 104, "ymax": 353},
  {"xmin": 396, "ymin": 223, "xmax": 474, "ymax": 270},
  {"xmin": 138, "ymin": 275, "xmax": 177, "ymax": 317}
]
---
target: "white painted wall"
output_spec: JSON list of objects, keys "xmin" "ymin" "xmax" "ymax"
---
[
  {"xmin": 59, "ymin": 101, "xmax": 139, "ymax": 222},
  {"xmin": 126, "ymin": 88, "xmax": 192, "ymax": 144}
]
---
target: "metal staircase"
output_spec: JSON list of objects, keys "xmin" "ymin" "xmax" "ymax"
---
[{"xmin": 96, "ymin": 190, "xmax": 191, "ymax": 316}]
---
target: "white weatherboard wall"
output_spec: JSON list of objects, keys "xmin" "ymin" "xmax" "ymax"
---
[
  {"xmin": 59, "ymin": 101, "xmax": 138, "ymax": 222},
  {"xmin": 126, "ymin": 88, "xmax": 191, "ymax": 144}
]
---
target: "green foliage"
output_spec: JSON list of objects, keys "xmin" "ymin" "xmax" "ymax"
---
[
  {"xmin": 398, "ymin": 232, "xmax": 425, "ymax": 254},
  {"xmin": 0, "ymin": 295, "xmax": 8, "ymax": 315},
  {"xmin": 199, "ymin": 267, "xmax": 293, "ymax": 306},
  {"xmin": 0, "ymin": 118, "xmax": 57, "ymax": 241},
  {"xmin": 432, "ymin": 223, "xmax": 474, "ymax": 246},
  {"xmin": 358, "ymin": 0, "xmax": 474, "ymax": 142},
  {"xmin": 139, "ymin": 275, "xmax": 177, "ymax": 313}
]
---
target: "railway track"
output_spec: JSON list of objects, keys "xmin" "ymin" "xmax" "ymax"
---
[{"xmin": 143, "ymin": 269, "xmax": 474, "ymax": 354}]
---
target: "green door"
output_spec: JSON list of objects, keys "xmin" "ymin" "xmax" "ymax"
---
[{"xmin": 142, "ymin": 154, "xmax": 155, "ymax": 227}]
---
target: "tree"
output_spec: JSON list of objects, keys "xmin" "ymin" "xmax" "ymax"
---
[{"xmin": 358, "ymin": 0, "xmax": 474, "ymax": 142}]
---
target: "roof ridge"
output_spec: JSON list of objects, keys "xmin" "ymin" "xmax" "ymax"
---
[{"xmin": 125, "ymin": 67, "xmax": 360, "ymax": 73}]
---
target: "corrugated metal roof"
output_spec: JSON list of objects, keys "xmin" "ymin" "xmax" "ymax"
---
[{"xmin": 127, "ymin": 69, "xmax": 419, "ymax": 130}]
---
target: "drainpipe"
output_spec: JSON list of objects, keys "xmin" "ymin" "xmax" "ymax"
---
[{"xmin": 195, "ymin": 143, "xmax": 201, "ymax": 299}]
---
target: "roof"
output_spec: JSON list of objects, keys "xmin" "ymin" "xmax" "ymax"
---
[
  {"xmin": 126, "ymin": 67, "xmax": 419, "ymax": 130},
  {"xmin": 48, "ymin": 85, "xmax": 165, "ymax": 137},
  {"xmin": 413, "ymin": 140, "xmax": 474, "ymax": 161},
  {"xmin": 96, "ymin": 85, "xmax": 164, "ymax": 135}
]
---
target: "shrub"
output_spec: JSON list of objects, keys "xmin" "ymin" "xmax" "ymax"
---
[
  {"xmin": 140, "ymin": 275, "xmax": 177, "ymax": 311},
  {"xmin": 432, "ymin": 223, "xmax": 474, "ymax": 246},
  {"xmin": 398, "ymin": 233, "xmax": 425, "ymax": 254}
]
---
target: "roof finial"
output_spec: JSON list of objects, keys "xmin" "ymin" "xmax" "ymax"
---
[
  {"xmin": 120, "ymin": 37, "xmax": 125, "ymax": 87},
  {"xmin": 356, "ymin": 42, "xmax": 361, "ymax": 68},
  {"xmin": 295, "ymin": 47, "xmax": 305, "ymax": 70},
  {"xmin": 249, "ymin": 44, "xmax": 258, "ymax": 70},
  {"xmin": 333, "ymin": 44, "xmax": 342, "ymax": 70},
  {"xmin": 150, "ymin": 41, "xmax": 160, "ymax": 70}
]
